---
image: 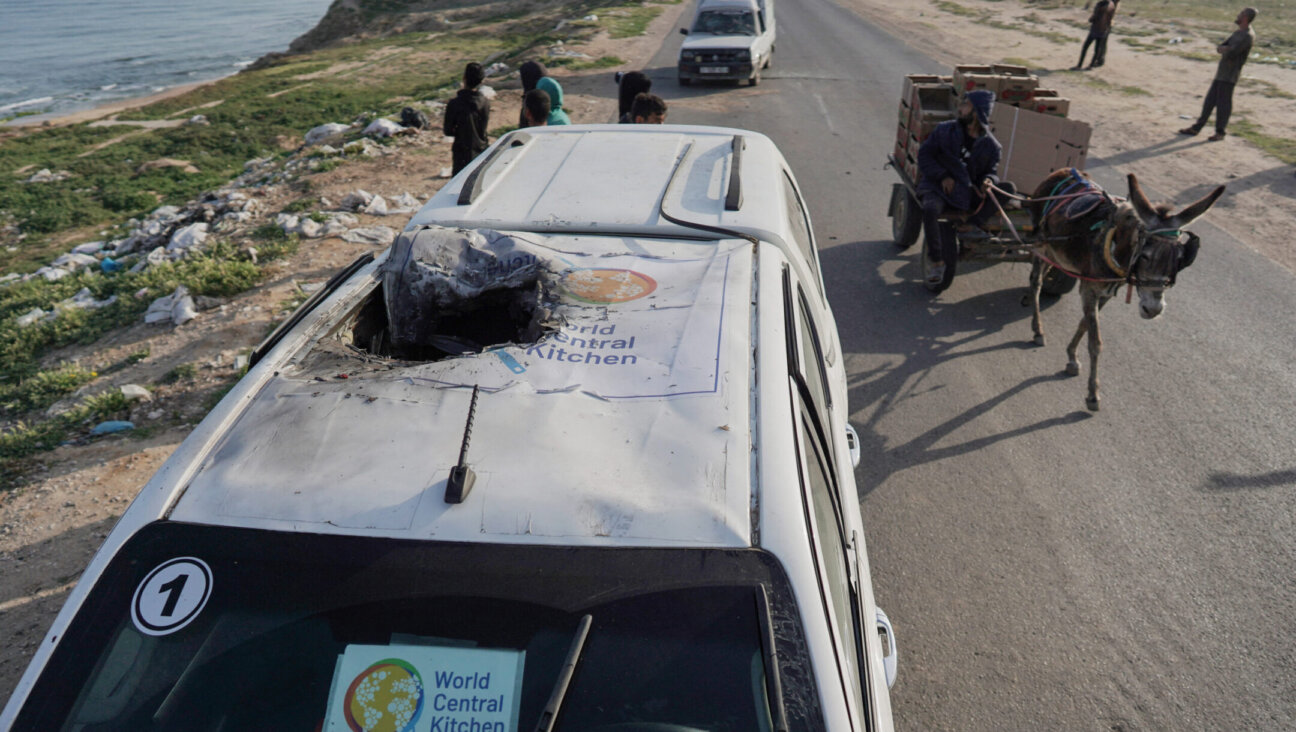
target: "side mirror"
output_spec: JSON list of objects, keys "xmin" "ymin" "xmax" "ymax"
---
[{"xmin": 680, "ymin": 27, "xmax": 689, "ymax": 35}]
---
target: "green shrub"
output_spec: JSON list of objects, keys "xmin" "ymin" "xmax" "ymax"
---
[{"xmin": 0, "ymin": 363, "xmax": 98, "ymax": 416}]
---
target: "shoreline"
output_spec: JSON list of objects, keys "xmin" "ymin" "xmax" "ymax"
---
[{"xmin": 2, "ymin": 77, "xmax": 232, "ymax": 130}]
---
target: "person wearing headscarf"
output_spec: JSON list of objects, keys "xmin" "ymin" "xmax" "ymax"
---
[
  {"xmin": 616, "ymin": 71, "xmax": 653, "ymax": 123},
  {"xmin": 517, "ymin": 60, "xmax": 548, "ymax": 128},
  {"xmin": 535, "ymin": 76, "xmax": 571, "ymax": 125}
]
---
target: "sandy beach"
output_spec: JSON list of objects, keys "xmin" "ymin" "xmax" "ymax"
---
[{"xmin": 3, "ymin": 79, "xmax": 222, "ymax": 129}]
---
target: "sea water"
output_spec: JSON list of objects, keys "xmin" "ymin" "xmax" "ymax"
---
[{"xmin": 0, "ymin": 0, "xmax": 333, "ymax": 118}]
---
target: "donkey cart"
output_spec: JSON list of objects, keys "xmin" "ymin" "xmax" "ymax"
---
[{"xmin": 884, "ymin": 155, "xmax": 1077, "ymax": 296}]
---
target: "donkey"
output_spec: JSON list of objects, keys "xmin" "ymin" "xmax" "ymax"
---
[{"xmin": 1026, "ymin": 169, "xmax": 1225, "ymax": 411}]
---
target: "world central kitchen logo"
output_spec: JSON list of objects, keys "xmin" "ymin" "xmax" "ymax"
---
[
  {"xmin": 560, "ymin": 268, "xmax": 657, "ymax": 304},
  {"xmin": 344, "ymin": 664, "xmax": 509, "ymax": 732}
]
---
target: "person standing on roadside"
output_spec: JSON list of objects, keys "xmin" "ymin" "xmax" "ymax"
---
[
  {"xmin": 535, "ymin": 76, "xmax": 572, "ymax": 125},
  {"xmin": 1073, "ymin": 0, "xmax": 1119, "ymax": 70},
  {"xmin": 616, "ymin": 71, "xmax": 653, "ymax": 123},
  {"xmin": 1179, "ymin": 7, "xmax": 1256, "ymax": 142},
  {"xmin": 517, "ymin": 61, "xmax": 548, "ymax": 128},
  {"xmin": 629, "ymin": 93, "xmax": 668, "ymax": 124},
  {"xmin": 521, "ymin": 89, "xmax": 551, "ymax": 128},
  {"xmin": 443, "ymin": 62, "xmax": 491, "ymax": 175}
]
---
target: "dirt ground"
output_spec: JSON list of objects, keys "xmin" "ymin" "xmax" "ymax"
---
[{"xmin": 3, "ymin": 0, "xmax": 1294, "ymax": 703}]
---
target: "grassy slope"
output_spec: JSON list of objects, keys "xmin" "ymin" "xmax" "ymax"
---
[{"xmin": 0, "ymin": 0, "xmax": 669, "ymax": 474}]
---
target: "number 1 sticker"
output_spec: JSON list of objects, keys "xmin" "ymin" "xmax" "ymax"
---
[{"xmin": 131, "ymin": 557, "xmax": 213, "ymax": 636}]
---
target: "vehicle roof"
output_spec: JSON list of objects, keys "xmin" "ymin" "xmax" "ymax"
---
[
  {"xmin": 407, "ymin": 124, "xmax": 797, "ymax": 252},
  {"xmin": 167, "ymin": 232, "xmax": 759, "ymax": 549},
  {"xmin": 695, "ymin": 0, "xmax": 761, "ymax": 11}
]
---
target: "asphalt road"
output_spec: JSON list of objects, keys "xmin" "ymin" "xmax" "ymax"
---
[{"xmin": 649, "ymin": 1, "xmax": 1296, "ymax": 729}]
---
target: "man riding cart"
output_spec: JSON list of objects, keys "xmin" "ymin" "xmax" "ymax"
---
[{"xmin": 916, "ymin": 89, "xmax": 1015, "ymax": 287}]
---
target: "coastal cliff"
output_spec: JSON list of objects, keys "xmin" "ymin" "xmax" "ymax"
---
[{"xmin": 285, "ymin": 0, "xmax": 541, "ymax": 54}]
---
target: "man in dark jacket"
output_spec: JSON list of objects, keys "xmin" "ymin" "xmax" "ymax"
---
[
  {"xmin": 444, "ymin": 62, "xmax": 491, "ymax": 175},
  {"xmin": 916, "ymin": 89, "xmax": 1002, "ymax": 286},
  {"xmin": 1073, "ymin": 0, "xmax": 1119, "ymax": 70},
  {"xmin": 1179, "ymin": 7, "xmax": 1256, "ymax": 141}
]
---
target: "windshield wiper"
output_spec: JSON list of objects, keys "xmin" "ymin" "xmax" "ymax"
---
[
  {"xmin": 533, "ymin": 614, "xmax": 593, "ymax": 732},
  {"xmin": 757, "ymin": 587, "xmax": 790, "ymax": 732}
]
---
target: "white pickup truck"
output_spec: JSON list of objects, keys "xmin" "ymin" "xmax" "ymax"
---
[{"xmin": 678, "ymin": 0, "xmax": 774, "ymax": 86}]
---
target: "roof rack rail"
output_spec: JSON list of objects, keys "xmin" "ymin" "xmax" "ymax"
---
[
  {"xmin": 725, "ymin": 135, "xmax": 745, "ymax": 211},
  {"xmin": 458, "ymin": 132, "xmax": 532, "ymax": 206}
]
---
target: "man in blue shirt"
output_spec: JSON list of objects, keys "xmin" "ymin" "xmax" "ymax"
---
[{"xmin": 916, "ymin": 89, "xmax": 1002, "ymax": 286}]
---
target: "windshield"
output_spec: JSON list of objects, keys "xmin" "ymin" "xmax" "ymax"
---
[
  {"xmin": 14, "ymin": 522, "xmax": 825, "ymax": 731},
  {"xmin": 692, "ymin": 9, "xmax": 757, "ymax": 35}
]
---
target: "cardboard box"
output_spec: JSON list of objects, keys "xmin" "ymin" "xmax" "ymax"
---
[
  {"xmin": 1031, "ymin": 97, "xmax": 1071, "ymax": 117},
  {"xmin": 902, "ymin": 74, "xmax": 944, "ymax": 103},
  {"xmin": 910, "ymin": 84, "xmax": 957, "ymax": 115},
  {"xmin": 998, "ymin": 75, "xmax": 1040, "ymax": 103},
  {"xmin": 896, "ymin": 122, "xmax": 909, "ymax": 147},
  {"xmin": 894, "ymin": 137, "xmax": 908, "ymax": 164},
  {"xmin": 990, "ymin": 63, "xmax": 1031, "ymax": 78},
  {"xmin": 1032, "ymin": 88, "xmax": 1060, "ymax": 98},
  {"xmin": 899, "ymin": 99, "xmax": 911, "ymax": 128},
  {"xmin": 953, "ymin": 64, "xmax": 1000, "ymax": 95},
  {"xmin": 989, "ymin": 104, "xmax": 1092, "ymax": 193}
]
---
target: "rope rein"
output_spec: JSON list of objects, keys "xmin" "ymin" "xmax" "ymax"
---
[{"xmin": 982, "ymin": 173, "xmax": 1132, "ymax": 294}]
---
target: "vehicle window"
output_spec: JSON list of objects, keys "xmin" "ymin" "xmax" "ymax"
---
[
  {"xmin": 693, "ymin": 9, "xmax": 757, "ymax": 36},
  {"xmin": 797, "ymin": 286, "xmax": 833, "ymax": 413},
  {"xmin": 798, "ymin": 408, "xmax": 866, "ymax": 722},
  {"xmin": 781, "ymin": 171, "xmax": 822, "ymax": 293},
  {"xmin": 16, "ymin": 523, "xmax": 826, "ymax": 732},
  {"xmin": 784, "ymin": 268, "xmax": 835, "ymax": 458}
]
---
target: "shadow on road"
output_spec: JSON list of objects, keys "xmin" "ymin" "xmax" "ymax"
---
[
  {"xmin": 822, "ymin": 238, "xmax": 1087, "ymax": 496},
  {"xmin": 1203, "ymin": 467, "xmax": 1296, "ymax": 491}
]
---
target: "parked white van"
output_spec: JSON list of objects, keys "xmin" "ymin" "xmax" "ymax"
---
[
  {"xmin": 678, "ymin": 0, "xmax": 775, "ymax": 86},
  {"xmin": 1, "ymin": 125, "xmax": 896, "ymax": 732}
]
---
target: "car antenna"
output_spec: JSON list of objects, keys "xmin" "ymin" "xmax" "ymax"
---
[{"xmin": 444, "ymin": 385, "xmax": 479, "ymax": 504}]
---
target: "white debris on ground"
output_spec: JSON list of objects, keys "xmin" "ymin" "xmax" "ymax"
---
[
  {"xmin": 7, "ymin": 105, "xmax": 449, "ymax": 334},
  {"xmin": 547, "ymin": 44, "xmax": 592, "ymax": 60},
  {"xmin": 120, "ymin": 384, "xmax": 152, "ymax": 402},
  {"xmin": 24, "ymin": 168, "xmax": 73, "ymax": 184},
  {"xmin": 59, "ymin": 288, "xmax": 117, "ymax": 312},
  {"xmin": 144, "ymin": 285, "xmax": 197, "ymax": 326},
  {"xmin": 342, "ymin": 226, "xmax": 398, "ymax": 246},
  {"xmin": 484, "ymin": 62, "xmax": 509, "ymax": 77},
  {"xmin": 340, "ymin": 190, "xmax": 422, "ymax": 216},
  {"xmin": 362, "ymin": 118, "xmax": 406, "ymax": 138},
  {"xmin": 305, "ymin": 122, "xmax": 352, "ymax": 145},
  {"xmin": 167, "ymin": 222, "xmax": 209, "ymax": 251}
]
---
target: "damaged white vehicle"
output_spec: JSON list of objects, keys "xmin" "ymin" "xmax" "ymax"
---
[{"xmin": 2, "ymin": 125, "xmax": 896, "ymax": 732}]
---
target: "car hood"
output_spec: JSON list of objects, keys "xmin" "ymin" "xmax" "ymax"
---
[{"xmin": 681, "ymin": 35, "xmax": 758, "ymax": 52}]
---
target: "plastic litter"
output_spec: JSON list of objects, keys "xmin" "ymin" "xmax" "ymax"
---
[
  {"xmin": 91, "ymin": 420, "xmax": 135, "ymax": 435},
  {"xmin": 121, "ymin": 384, "xmax": 152, "ymax": 402}
]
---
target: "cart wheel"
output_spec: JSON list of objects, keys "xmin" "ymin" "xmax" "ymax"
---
[
  {"xmin": 1041, "ymin": 266, "xmax": 1077, "ymax": 296},
  {"xmin": 890, "ymin": 185, "xmax": 922, "ymax": 250},
  {"xmin": 921, "ymin": 231, "xmax": 957, "ymax": 293}
]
